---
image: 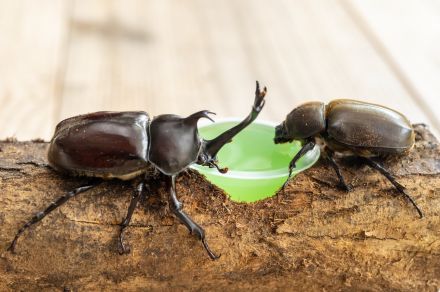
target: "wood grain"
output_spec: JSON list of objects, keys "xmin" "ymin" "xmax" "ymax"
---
[
  {"xmin": 59, "ymin": 0, "xmax": 432, "ymax": 123},
  {"xmin": 346, "ymin": 0, "xmax": 440, "ymax": 133},
  {"xmin": 0, "ymin": 0, "xmax": 438, "ymax": 139},
  {"xmin": 0, "ymin": 0, "xmax": 70, "ymax": 140}
]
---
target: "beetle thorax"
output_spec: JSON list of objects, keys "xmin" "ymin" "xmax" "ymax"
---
[
  {"xmin": 147, "ymin": 114, "xmax": 202, "ymax": 175},
  {"xmin": 285, "ymin": 102, "xmax": 326, "ymax": 139}
]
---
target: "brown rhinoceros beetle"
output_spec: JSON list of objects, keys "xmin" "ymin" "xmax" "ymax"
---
[
  {"xmin": 8, "ymin": 82, "xmax": 267, "ymax": 260},
  {"xmin": 274, "ymin": 99, "xmax": 423, "ymax": 218}
]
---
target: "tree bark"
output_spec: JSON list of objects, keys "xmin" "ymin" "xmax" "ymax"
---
[{"xmin": 0, "ymin": 124, "xmax": 439, "ymax": 291}]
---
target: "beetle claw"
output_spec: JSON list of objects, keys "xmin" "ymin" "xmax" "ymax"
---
[
  {"xmin": 118, "ymin": 242, "xmax": 131, "ymax": 255},
  {"xmin": 7, "ymin": 241, "xmax": 17, "ymax": 254},
  {"xmin": 118, "ymin": 226, "xmax": 132, "ymax": 255},
  {"xmin": 280, "ymin": 178, "xmax": 290, "ymax": 193},
  {"xmin": 254, "ymin": 81, "xmax": 267, "ymax": 112},
  {"xmin": 202, "ymin": 238, "xmax": 221, "ymax": 260},
  {"xmin": 395, "ymin": 184, "xmax": 423, "ymax": 218},
  {"xmin": 338, "ymin": 182, "xmax": 352, "ymax": 192}
]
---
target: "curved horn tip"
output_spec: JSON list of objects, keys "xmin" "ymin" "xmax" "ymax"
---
[
  {"xmin": 203, "ymin": 110, "xmax": 216, "ymax": 123},
  {"xmin": 255, "ymin": 81, "xmax": 267, "ymax": 96},
  {"xmin": 185, "ymin": 110, "xmax": 216, "ymax": 124}
]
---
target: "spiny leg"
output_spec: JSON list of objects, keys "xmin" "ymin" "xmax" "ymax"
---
[
  {"xmin": 8, "ymin": 180, "xmax": 101, "ymax": 253},
  {"xmin": 203, "ymin": 81, "xmax": 266, "ymax": 160},
  {"xmin": 360, "ymin": 156, "xmax": 423, "ymax": 218},
  {"xmin": 118, "ymin": 180, "xmax": 148, "ymax": 254},
  {"xmin": 167, "ymin": 175, "xmax": 220, "ymax": 260},
  {"xmin": 281, "ymin": 140, "xmax": 315, "ymax": 190},
  {"xmin": 323, "ymin": 147, "xmax": 351, "ymax": 191}
]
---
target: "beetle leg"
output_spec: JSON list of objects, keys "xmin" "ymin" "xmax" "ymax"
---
[
  {"xmin": 203, "ymin": 81, "xmax": 267, "ymax": 160},
  {"xmin": 7, "ymin": 180, "xmax": 101, "ymax": 253},
  {"xmin": 167, "ymin": 175, "xmax": 220, "ymax": 260},
  {"xmin": 360, "ymin": 156, "xmax": 423, "ymax": 218},
  {"xmin": 281, "ymin": 140, "xmax": 315, "ymax": 190},
  {"xmin": 323, "ymin": 148, "xmax": 352, "ymax": 191},
  {"xmin": 118, "ymin": 180, "xmax": 147, "ymax": 254}
]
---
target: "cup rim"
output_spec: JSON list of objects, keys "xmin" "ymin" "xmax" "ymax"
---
[{"xmin": 191, "ymin": 118, "xmax": 320, "ymax": 179}]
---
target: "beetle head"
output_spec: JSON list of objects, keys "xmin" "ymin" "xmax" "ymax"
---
[
  {"xmin": 274, "ymin": 122, "xmax": 291, "ymax": 144},
  {"xmin": 148, "ymin": 110, "xmax": 214, "ymax": 175},
  {"xmin": 274, "ymin": 102, "xmax": 326, "ymax": 144}
]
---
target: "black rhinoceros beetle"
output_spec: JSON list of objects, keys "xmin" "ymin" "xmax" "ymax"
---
[
  {"xmin": 8, "ymin": 82, "xmax": 267, "ymax": 260},
  {"xmin": 274, "ymin": 99, "xmax": 423, "ymax": 218}
]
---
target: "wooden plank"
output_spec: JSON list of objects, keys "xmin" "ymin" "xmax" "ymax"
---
[
  {"xmin": 0, "ymin": 0, "xmax": 70, "ymax": 140},
  {"xmin": 60, "ymin": 0, "xmax": 219, "ymax": 119},
  {"xmin": 215, "ymin": 0, "xmax": 431, "ymax": 125},
  {"xmin": 60, "ymin": 0, "xmax": 432, "ymax": 133},
  {"xmin": 344, "ymin": 0, "xmax": 440, "ymax": 134},
  {"xmin": 60, "ymin": 0, "xmax": 256, "ymax": 120}
]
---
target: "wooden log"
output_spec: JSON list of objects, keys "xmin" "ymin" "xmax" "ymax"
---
[{"xmin": 0, "ymin": 124, "xmax": 439, "ymax": 291}]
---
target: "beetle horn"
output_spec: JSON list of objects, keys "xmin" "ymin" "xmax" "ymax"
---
[
  {"xmin": 203, "ymin": 81, "xmax": 267, "ymax": 160},
  {"xmin": 185, "ymin": 110, "xmax": 216, "ymax": 125}
]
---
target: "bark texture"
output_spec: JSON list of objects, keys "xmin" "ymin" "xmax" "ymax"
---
[{"xmin": 0, "ymin": 124, "xmax": 439, "ymax": 291}]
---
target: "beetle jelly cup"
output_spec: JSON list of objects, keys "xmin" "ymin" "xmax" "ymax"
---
[{"xmin": 191, "ymin": 119, "xmax": 320, "ymax": 202}]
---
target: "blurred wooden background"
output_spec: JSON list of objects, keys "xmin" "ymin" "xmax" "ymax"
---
[{"xmin": 0, "ymin": 0, "xmax": 439, "ymax": 140}]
